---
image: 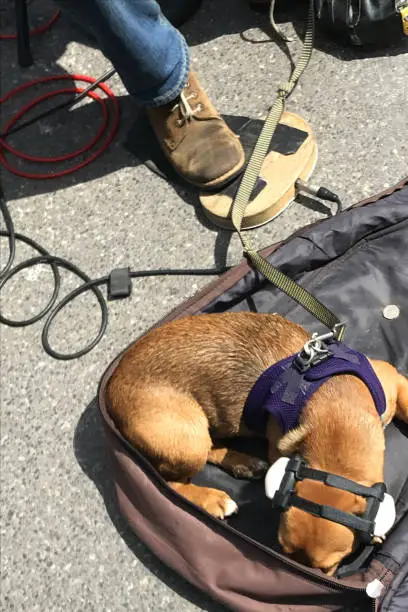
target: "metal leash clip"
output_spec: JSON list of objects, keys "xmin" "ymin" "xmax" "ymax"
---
[{"xmin": 294, "ymin": 330, "xmax": 335, "ymax": 372}]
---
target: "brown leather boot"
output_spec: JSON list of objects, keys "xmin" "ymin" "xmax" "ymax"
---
[{"xmin": 147, "ymin": 71, "xmax": 245, "ymax": 189}]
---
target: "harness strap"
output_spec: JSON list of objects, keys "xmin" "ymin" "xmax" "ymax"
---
[{"xmin": 231, "ymin": 0, "xmax": 345, "ymax": 339}]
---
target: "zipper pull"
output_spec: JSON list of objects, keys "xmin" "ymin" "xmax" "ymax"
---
[{"xmin": 366, "ymin": 578, "xmax": 384, "ymax": 598}]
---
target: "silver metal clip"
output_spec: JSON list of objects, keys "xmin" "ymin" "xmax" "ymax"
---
[
  {"xmin": 332, "ymin": 322, "xmax": 346, "ymax": 340},
  {"xmin": 303, "ymin": 332, "xmax": 331, "ymax": 358},
  {"xmin": 295, "ymin": 331, "xmax": 334, "ymax": 372}
]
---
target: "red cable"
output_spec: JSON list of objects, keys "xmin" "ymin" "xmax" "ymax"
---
[
  {"xmin": 2, "ymin": 89, "xmax": 109, "ymax": 163},
  {"xmin": 0, "ymin": 74, "xmax": 120, "ymax": 179},
  {"xmin": 0, "ymin": 8, "xmax": 61, "ymax": 40}
]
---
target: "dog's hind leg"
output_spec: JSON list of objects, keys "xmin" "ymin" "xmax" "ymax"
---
[
  {"xmin": 208, "ymin": 446, "xmax": 268, "ymax": 479},
  {"xmin": 113, "ymin": 385, "xmax": 238, "ymax": 519}
]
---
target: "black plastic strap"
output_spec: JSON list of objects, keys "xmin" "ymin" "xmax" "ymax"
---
[
  {"xmin": 298, "ymin": 465, "xmax": 386, "ymax": 500},
  {"xmin": 108, "ymin": 268, "xmax": 132, "ymax": 300},
  {"xmin": 290, "ymin": 495, "xmax": 375, "ymax": 535},
  {"xmin": 336, "ymin": 545, "xmax": 376, "ymax": 578}
]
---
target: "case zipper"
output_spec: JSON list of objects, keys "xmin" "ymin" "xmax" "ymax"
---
[{"xmin": 113, "ymin": 425, "xmax": 376, "ymax": 601}]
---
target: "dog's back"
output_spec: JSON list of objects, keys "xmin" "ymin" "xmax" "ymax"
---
[{"xmin": 107, "ymin": 312, "xmax": 309, "ymax": 436}]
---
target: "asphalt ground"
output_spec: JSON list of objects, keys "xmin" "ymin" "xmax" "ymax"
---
[{"xmin": 1, "ymin": 1, "xmax": 407, "ymax": 610}]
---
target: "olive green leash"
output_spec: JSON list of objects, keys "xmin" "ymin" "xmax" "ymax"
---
[{"xmin": 231, "ymin": 0, "xmax": 345, "ymax": 340}]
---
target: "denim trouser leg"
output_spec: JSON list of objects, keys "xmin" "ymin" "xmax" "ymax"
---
[{"xmin": 57, "ymin": 0, "xmax": 190, "ymax": 107}]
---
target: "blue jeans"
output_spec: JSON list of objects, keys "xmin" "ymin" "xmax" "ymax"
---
[{"xmin": 57, "ymin": 0, "xmax": 190, "ymax": 107}]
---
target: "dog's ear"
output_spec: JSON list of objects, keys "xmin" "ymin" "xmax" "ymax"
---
[
  {"xmin": 396, "ymin": 373, "xmax": 408, "ymax": 421},
  {"xmin": 278, "ymin": 424, "xmax": 309, "ymax": 455}
]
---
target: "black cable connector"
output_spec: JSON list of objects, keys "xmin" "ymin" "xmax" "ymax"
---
[
  {"xmin": 295, "ymin": 179, "xmax": 343, "ymax": 214},
  {"xmin": 108, "ymin": 267, "xmax": 132, "ymax": 300},
  {"xmin": 0, "ymin": 189, "xmax": 230, "ymax": 361},
  {"xmin": 315, "ymin": 186, "xmax": 343, "ymax": 207}
]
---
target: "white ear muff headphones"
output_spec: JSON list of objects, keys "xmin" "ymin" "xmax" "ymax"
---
[
  {"xmin": 265, "ymin": 457, "xmax": 290, "ymax": 501},
  {"xmin": 373, "ymin": 492, "xmax": 396, "ymax": 538},
  {"xmin": 265, "ymin": 456, "xmax": 396, "ymax": 542}
]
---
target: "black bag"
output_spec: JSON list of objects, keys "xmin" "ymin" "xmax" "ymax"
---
[
  {"xmin": 99, "ymin": 178, "xmax": 408, "ymax": 612},
  {"xmin": 315, "ymin": 0, "xmax": 408, "ymax": 45}
]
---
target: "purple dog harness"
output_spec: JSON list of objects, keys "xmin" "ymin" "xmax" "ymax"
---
[{"xmin": 243, "ymin": 340, "xmax": 387, "ymax": 434}]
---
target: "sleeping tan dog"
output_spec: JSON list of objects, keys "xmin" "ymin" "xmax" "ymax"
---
[{"xmin": 107, "ymin": 313, "xmax": 408, "ymax": 574}]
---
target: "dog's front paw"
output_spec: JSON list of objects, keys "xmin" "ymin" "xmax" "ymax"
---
[
  {"xmin": 202, "ymin": 490, "xmax": 238, "ymax": 519},
  {"xmin": 232, "ymin": 458, "xmax": 269, "ymax": 480}
]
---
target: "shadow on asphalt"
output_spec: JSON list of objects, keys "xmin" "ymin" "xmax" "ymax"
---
[{"xmin": 74, "ymin": 397, "xmax": 229, "ymax": 612}]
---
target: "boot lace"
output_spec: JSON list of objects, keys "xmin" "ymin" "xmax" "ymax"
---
[{"xmin": 171, "ymin": 87, "xmax": 203, "ymax": 126}]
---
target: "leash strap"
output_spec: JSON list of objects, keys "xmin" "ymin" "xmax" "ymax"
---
[
  {"xmin": 269, "ymin": 0, "xmax": 294, "ymax": 42},
  {"xmin": 231, "ymin": 0, "xmax": 344, "ymax": 339}
]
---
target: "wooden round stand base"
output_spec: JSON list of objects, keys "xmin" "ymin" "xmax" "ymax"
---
[{"xmin": 200, "ymin": 112, "xmax": 318, "ymax": 230}]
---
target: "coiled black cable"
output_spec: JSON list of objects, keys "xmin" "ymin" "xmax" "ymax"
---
[{"xmin": 0, "ymin": 188, "xmax": 230, "ymax": 360}]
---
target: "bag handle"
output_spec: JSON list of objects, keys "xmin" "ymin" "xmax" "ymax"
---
[{"xmin": 231, "ymin": 0, "xmax": 345, "ymax": 340}]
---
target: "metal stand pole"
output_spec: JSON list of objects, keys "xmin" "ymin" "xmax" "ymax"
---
[{"xmin": 14, "ymin": 0, "xmax": 33, "ymax": 66}]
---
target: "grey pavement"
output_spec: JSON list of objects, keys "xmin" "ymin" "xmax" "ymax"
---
[{"xmin": 1, "ymin": 1, "xmax": 407, "ymax": 611}]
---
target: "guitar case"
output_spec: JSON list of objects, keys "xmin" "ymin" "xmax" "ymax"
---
[{"xmin": 98, "ymin": 177, "xmax": 408, "ymax": 611}]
